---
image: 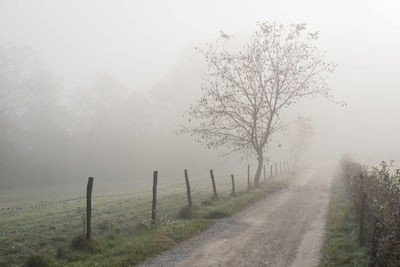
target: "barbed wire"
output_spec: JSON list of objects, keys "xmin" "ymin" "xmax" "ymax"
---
[
  {"xmin": 0, "ymin": 169, "xmax": 252, "ymax": 213},
  {"xmin": 1, "ymin": 161, "xmax": 289, "ymax": 236},
  {"xmin": 0, "ymin": 196, "xmax": 86, "ymax": 212}
]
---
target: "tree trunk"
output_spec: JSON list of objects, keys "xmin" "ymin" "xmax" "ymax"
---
[{"xmin": 254, "ymin": 151, "xmax": 263, "ymax": 187}]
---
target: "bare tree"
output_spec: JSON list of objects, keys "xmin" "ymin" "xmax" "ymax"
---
[{"xmin": 182, "ymin": 22, "xmax": 336, "ymax": 186}]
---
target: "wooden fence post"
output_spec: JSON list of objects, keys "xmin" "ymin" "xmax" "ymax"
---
[
  {"xmin": 184, "ymin": 169, "xmax": 192, "ymax": 207},
  {"xmin": 86, "ymin": 177, "xmax": 94, "ymax": 240},
  {"xmin": 231, "ymin": 174, "xmax": 235, "ymax": 195},
  {"xmin": 210, "ymin": 169, "xmax": 218, "ymax": 199},
  {"xmin": 279, "ymin": 162, "xmax": 282, "ymax": 174},
  {"xmin": 275, "ymin": 162, "xmax": 278, "ymax": 176},
  {"xmin": 151, "ymin": 171, "xmax": 158, "ymax": 226},
  {"xmin": 247, "ymin": 164, "xmax": 250, "ymax": 191}
]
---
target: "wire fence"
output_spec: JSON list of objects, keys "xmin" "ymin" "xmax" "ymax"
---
[{"xmin": 0, "ymin": 161, "xmax": 293, "ymax": 265}]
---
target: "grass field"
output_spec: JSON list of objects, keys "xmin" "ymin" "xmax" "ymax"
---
[
  {"xmin": 319, "ymin": 170, "xmax": 369, "ymax": 267},
  {"xmin": 0, "ymin": 172, "xmax": 289, "ymax": 266}
]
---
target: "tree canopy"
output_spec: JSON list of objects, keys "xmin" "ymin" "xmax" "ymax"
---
[{"xmin": 182, "ymin": 22, "xmax": 335, "ymax": 186}]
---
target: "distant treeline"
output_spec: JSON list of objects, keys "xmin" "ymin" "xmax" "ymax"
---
[{"xmin": 0, "ymin": 45, "xmax": 177, "ymax": 190}]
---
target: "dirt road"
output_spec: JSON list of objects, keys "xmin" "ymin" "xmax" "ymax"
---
[{"xmin": 140, "ymin": 163, "xmax": 333, "ymax": 267}]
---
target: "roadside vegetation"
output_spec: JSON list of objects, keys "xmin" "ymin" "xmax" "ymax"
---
[
  {"xmin": 319, "ymin": 171, "xmax": 369, "ymax": 266},
  {"xmin": 1, "ymin": 174, "xmax": 290, "ymax": 266}
]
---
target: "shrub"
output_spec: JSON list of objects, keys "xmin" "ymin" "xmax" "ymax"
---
[{"xmin": 344, "ymin": 159, "xmax": 400, "ymax": 266}]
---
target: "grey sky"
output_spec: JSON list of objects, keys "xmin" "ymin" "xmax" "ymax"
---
[{"xmin": 1, "ymin": 0, "xmax": 400, "ymax": 165}]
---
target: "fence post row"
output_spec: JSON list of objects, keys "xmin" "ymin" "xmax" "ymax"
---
[
  {"xmin": 231, "ymin": 174, "xmax": 235, "ymax": 194},
  {"xmin": 86, "ymin": 177, "xmax": 94, "ymax": 240},
  {"xmin": 85, "ymin": 161, "xmax": 295, "ymax": 238},
  {"xmin": 247, "ymin": 164, "xmax": 250, "ymax": 191},
  {"xmin": 210, "ymin": 169, "xmax": 218, "ymax": 199},
  {"xmin": 151, "ymin": 171, "xmax": 158, "ymax": 226},
  {"xmin": 184, "ymin": 169, "xmax": 192, "ymax": 207}
]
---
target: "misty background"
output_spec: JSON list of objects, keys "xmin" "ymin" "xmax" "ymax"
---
[{"xmin": 1, "ymin": 0, "xmax": 399, "ymax": 194}]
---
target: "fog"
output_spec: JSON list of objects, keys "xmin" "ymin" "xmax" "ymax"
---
[{"xmin": 1, "ymin": 0, "xmax": 400, "ymax": 194}]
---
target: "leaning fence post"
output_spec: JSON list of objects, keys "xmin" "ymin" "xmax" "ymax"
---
[
  {"xmin": 86, "ymin": 177, "xmax": 94, "ymax": 240},
  {"xmin": 210, "ymin": 169, "xmax": 218, "ymax": 199},
  {"xmin": 184, "ymin": 169, "xmax": 192, "ymax": 207},
  {"xmin": 247, "ymin": 164, "xmax": 250, "ymax": 191},
  {"xmin": 231, "ymin": 174, "xmax": 235, "ymax": 195},
  {"xmin": 151, "ymin": 171, "xmax": 158, "ymax": 226}
]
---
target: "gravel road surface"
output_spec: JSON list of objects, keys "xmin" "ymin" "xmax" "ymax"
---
[{"xmin": 140, "ymin": 163, "xmax": 333, "ymax": 267}]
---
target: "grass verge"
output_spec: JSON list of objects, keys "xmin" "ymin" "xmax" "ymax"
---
[
  {"xmin": 48, "ymin": 177, "xmax": 288, "ymax": 266},
  {"xmin": 319, "ymin": 173, "xmax": 369, "ymax": 267}
]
